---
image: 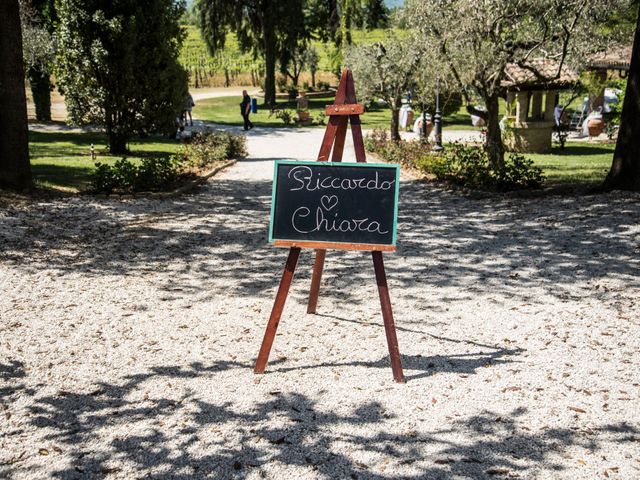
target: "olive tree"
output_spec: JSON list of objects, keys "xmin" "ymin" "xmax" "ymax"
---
[
  {"xmin": 345, "ymin": 32, "xmax": 422, "ymax": 140},
  {"xmin": 405, "ymin": 0, "xmax": 625, "ymax": 169}
]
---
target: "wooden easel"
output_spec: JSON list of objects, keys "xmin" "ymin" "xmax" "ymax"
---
[{"xmin": 254, "ymin": 70, "xmax": 405, "ymax": 383}]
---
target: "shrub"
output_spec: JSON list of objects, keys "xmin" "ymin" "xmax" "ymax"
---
[
  {"xmin": 365, "ymin": 131, "xmax": 544, "ymax": 190},
  {"xmin": 314, "ymin": 111, "xmax": 327, "ymax": 126},
  {"xmin": 269, "ymin": 109, "xmax": 295, "ymax": 126},
  {"xmin": 91, "ymin": 130, "xmax": 246, "ymax": 193},
  {"xmin": 417, "ymin": 144, "xmax": 544, "ymax": 190},
  {"xmin": 91, "ymin": 157, "xmax": 180, "ymax": 193},
  {"xmin": 317, "ymin": 80, "xmax": 330, "ymax": 91},
  {"xmin": 365, "ymin": 128, "xmax": 430, "ymax": 166},
  {"xmin": 175, "ymin": 130, "xmax": 247, "ymax": 169}
]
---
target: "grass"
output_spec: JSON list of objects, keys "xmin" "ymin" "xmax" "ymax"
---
[
  {"xmin": 28, "ymin": 128, "xmax": 614, "ymax": 193},
  {"xmin": 29, "ymin": 129, "xmax": 180, "ymax": 192},
  {"xmin": 194, "ymin": 95, "xmax": 480, "ymax": 131},
  {"xmin": 527, "ymin": 142, "xmax": 614, "ymax": 185}
]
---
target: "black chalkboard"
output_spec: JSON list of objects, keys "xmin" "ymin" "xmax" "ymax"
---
[{"xmin": 269, "ymin": 161, "xmax": 399, "ymax": 248}]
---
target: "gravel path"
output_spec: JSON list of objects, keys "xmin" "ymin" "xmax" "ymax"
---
[{"xmin": 1, "ymin": 129, "xmax": 640, "ymax": 479}]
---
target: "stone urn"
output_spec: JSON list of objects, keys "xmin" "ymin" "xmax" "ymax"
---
[
  {"xmin": 413, "ymin": 117, "xmax": 433, "ymax": 137},
  {"xmin": 587, "ymin": 116, "xmax": 605, "ymax": 137},
  {"xmin": 297, "ymin": 110, "xmax": 311, "ymax": 124}
]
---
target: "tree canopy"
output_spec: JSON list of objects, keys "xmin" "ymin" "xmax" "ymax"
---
[
  {"xmin": 56, "ymin": 0, "xmax": 188, "ymax": 153},
  {"xmin": 405, "ymin": 0, "xmax": 628, "ymax": 169},
  {"xmin": 196, "ymin": 0, "xmax": 308, "ymax": 106}
]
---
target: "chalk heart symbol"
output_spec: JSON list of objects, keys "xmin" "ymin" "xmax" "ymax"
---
[{"xmin": 320, "ymin": 195, "xmax": 338, "ymax": 211}]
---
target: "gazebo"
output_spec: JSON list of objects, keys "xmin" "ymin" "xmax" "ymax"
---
[
  {"xmin": 501, "ymin": 60, "xmax": 578, "ymax": 153},
  {"xmin": 587, "ymin": 44, "xmax": 632, "ymax": 110}
]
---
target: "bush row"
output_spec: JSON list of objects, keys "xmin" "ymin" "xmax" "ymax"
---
[
  {"xmin": 91, "ymin": 130, "xmax": 247, "ymax": 193},
  {"xmin": 365, "ymin": 129, "xmax": 544, "ymax": 191}
]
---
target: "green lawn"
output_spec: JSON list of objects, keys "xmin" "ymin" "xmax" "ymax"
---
[
  {"xmin": 29, "ymin": 130, "xmax": 180, "ymax": 192},
  {"xmin": 28, "ymin": 129, "xmax": 613, "ymax": 192},
  {"xmin": 527, "ymin": 142, "xmax": 614, "ymax": 185},
  {"xmin": 194, "ymin": 95, "xmax": 479, "ymax": 131}
]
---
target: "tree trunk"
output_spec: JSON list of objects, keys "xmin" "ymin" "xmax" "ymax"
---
[
  {"xmin": 263, "ymin": 30, "xmax": 277, "ymax": 106},
  {"xmin": 311, "ymin": 70, "xmax": 316, "ymax": 88},
  {"xmin": 484, "ymin": 94, "xmax": 505, "ymax": 170},
  {"xmin": 0, "ymin": 0, "xmax": 31, "ymax": 190},
  {"xmin": 390, "ymin": 107, "xmax": 401, "ymax": 142},
  {"xmin": 108, "ymin": 129, "xmax": 128, "ymax": 154},
  {"xmin": 28, "ymin": 65, "xmax": 52, "ymax": 122},
  {"xmin": 602, "ymin": 5, "xmax": 640, "ymax": 191}
]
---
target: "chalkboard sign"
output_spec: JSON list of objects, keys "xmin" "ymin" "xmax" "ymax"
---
[{"xmin": 269, "ymin": 160, "xmax": 400, "ymax": 251}]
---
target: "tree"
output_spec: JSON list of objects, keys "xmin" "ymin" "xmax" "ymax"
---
[
  {"xmin": 360, "ymin": 0, "xmax": 389, "ymax": 29},
  {"xmin": 303, "ymin": 46, "xmax": 320, "ymax": 88},
  {"xmin": 20, "ymin": 0, "xmax": 57, "ymax": 122},
  {"xmin": 0, "ymin": 0, "xmax": 32, "ymax": 190},
  {"xmin": 346, "ymin": 33, "xmax": 422, "ymax": 141},
  {"xmin": 405, "ymin": 0, "xmax": 624, "ymax": 170},
  {"xmin": 603, "ymin": 3, "xmax": 640, "ymax": 191},
  {"xmin": 56, "ymin": 0, "xmax": 188, "ymax": 154},
  {"xmin": 196, "ymin": 0, "xmax": 307, "ymax": 107},
  {"xmin": 280, "ymin": 45, "xmax": 306, "ymax": 87}
]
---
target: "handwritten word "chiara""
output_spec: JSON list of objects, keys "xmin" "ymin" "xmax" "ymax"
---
[
  {"xmin": 288, "ymin": 166, "xmax": 395, "ymax": 192},
  {"xmin": 292, "ymin": 205, "xmax": 388, "ymax": 235}
]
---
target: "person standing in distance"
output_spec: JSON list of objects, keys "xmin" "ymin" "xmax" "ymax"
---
[{"xmin": 240, "ymin": 90, "xmax": 254, "ymax": 131}]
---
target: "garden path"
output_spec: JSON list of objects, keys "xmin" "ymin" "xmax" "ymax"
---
[{"xmin": 1, "ymin": 127, "xmax": 639, "ymax": 479}]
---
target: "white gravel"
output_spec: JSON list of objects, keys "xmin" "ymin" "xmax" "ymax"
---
[{"xmin": 1, "ymin": 129, "xmax": 640, "ymax": 479}]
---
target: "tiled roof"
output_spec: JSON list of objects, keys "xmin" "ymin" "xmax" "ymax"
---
[
  {"xmin": 588, "ymin": 45, "xmax": 633, "ymax": 70},
  {"xmin": 502, "ymin": 59, "xmax": 578, "ymax": 90}
]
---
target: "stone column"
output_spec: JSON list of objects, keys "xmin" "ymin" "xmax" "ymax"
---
[
  {"xmin": 590, "ymin": 69, "xmax": 607, "ymax": 111},
  {"xmin": 506, "ymin": 91, "xmax": 516, "ymax": 116},
  {"xmin": 515, "ymin": 92, "xmax": 529, "ymax": 126},
  {"xmin": 531, "ymin": 91, "xmax": 543, "ymax": 120},
  {"xmin": 544, "ymin": 90, "xmax": 557, "ymax": 122}
]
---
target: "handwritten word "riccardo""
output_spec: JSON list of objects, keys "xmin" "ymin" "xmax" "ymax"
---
[
  {"xmin": 292, "ymin": 206, "xmax": 388, "ymax": 235},
  {"xmin": 288, "ymin": 166, "xmax": 395, "ymax": 192}
]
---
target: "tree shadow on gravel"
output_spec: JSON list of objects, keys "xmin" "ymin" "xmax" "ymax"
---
[
  {"xmin": 22, "ymin": 361, "xmax": 637, "ymax": 479},
  {"xmin": 264, "ymin": 324, "xmax": 524, "ymax": 381},
  {"xmin": 1, "ymin": 174, "xmax": 639, "ymax": 303},
  {"xmin": 0, "ymin": 359, "xmax": 32, "ymax": 407}
]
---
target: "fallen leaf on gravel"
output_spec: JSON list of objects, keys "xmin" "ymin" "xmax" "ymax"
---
[
  {"xmin": 101, "ymin": 467, "xmax": 121, "ymax": 474},
  {"xmin": 502, "ymin": 386, "xmax": 521, "ymax": 392},
  {"xmin": 268, "ymin": 390, "xmax": 281, "ymax": 395},
  {"xmin": 569, "ymin": 406, "xmax": 586, "ymax": 413},
  {"xmin": 486, "ymin": 467, "xmax": 510, "ymax": 475},
  {"xmin": 233, "ymin": 461, "xmax": 242, "ymax": 470},
  {"xmin": 434, "ymin": 458, "xmax": 453, "ymax": 464},
  {"xmin": 38, "ymin": 448, "xmax": 49, "ymax": 456}
]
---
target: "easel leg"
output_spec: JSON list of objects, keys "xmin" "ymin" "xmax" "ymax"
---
[
  {"xmin": 372, "ymin": 251, "xmax": 405, "ymax": 383},
  {"xmin": 254, "ymin": 247, "xmax": 301, "ymax": 374},
  {"xmin": 307, "ymin": 249, "xmax": 326, "ymax": 314}
]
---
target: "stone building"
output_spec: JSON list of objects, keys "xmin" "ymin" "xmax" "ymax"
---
[{"xmin": 502, "ymin": 60, "xmax": 578, "ymax": 153}]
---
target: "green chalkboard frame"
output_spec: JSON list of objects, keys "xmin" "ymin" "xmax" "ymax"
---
[{"xmin": 269, "ymin": 160, "xmax": 400, "ymax": 250}]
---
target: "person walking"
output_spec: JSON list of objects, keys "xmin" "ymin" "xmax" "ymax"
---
[
  {"xmin": 240, "ymin": 90, "xmax": 254, "ymax": 131},
  {"xmin": 183, "ymin": 93, "xmax": 195, "ymax": 126}
]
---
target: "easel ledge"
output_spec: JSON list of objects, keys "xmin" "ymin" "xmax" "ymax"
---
[{"xmin": 273, "ymin": 240, "xmax": 396, "ymax": 252}]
